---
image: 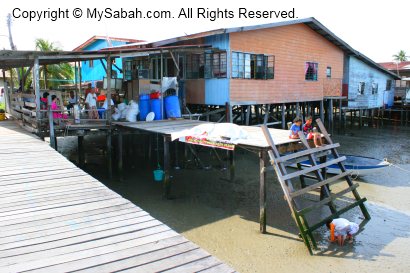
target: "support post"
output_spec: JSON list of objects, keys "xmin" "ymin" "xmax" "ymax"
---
[
  {"xmin": 296, "ymin": 102, "xmax": 300, "ymax": 117},
  {"xmin": 2, "ymin": 70, "xmax": 10, "ymax": 113},
  {"xmin": 33, "ymin": 58, "xmax": 41, "ymax": 129},
  {"xmin": 263, "ymin": 104, "xmax": 269, "ymax": 125},
  {"xmin": 227, "ymin": 150, "xmax": 235, "ymax": 181},
  {"xmin": 259, "ymin": 150, "xmax": 267, "ymax": 233},
  {"xmin": 281, "ymin": 103, "xmax": 286, "ymax": 129},
  {"xmin": 320, "ymin": 100, "xmax": 324, "ymax": 122},
  {"xmin": 163, "ymin": 136, "xmax": 171, "ymax": 198},
  {"xmin": 245, "ymin": 105, "xmax": 251, "ymax": 125},
  {"xmin": 107, "ymin": 133, "xmax": 112, "ymax": 178},
  {"xmin": 106, "ymin": 55, "xmax": 112, "ymax": 124},
  {"xmin": 160, "ymin": 51, "xmax": 164, "ymax": 120},
  {"xmin": 78, "ymin": 135, "xmax": 84, "ymax": 167},
  {"xmin": 359, "ymin": 109, "xmax": 363, "ymax": 129},
  {"xmin": 338, "ymin": 99, "xmax": 342, "ymax": 133},
  {"xmin": 118, "ymin": 131, "xmax": 123, "ymax": 181},
  {"xmin": 328, "ymin": 99, "xmax": 333, "ymax": 133},
  {"xmin": 47, "ymin": 95, "xmax": 56, "ymax": 150}
]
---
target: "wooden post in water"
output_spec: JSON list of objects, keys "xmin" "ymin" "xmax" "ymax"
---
[
  {"xmin": 106, "ymin": 55, "xmax": 113, "ymax": 178},
  {"xmin": 47, "ymin": 95, "xmax": 56, "ymax": 150},
  {"xmin": 33, "ymin": 57, "xmax": 41, "ymax": 130},
  {"xmin": 78, "ymin": 135, "xmax": 84, "ymax": 167},
  {"xmin": 320, "ymin": 100, "xmax": 324, "ymax": 123},
  {"xmin": 338, "ymin": 99, "xmax": 342, "ymax": 133},
  {"xmin": 245, "ymin": 105, "xmax": 251, "ymax": 125},
  {"xmin": 163, "ymin": 136, "xmax": 171, "ymax": 198},
  {"xmin": 117, "ymin": 131, "xmax": 123, "ymax": 181},
  {"xmin": 281, "ymin": 103, "xmax": 286, "ymax": 129},
  {"xmin": 259, "ymin": 150, "xmax": 267, "ymax": 233}
]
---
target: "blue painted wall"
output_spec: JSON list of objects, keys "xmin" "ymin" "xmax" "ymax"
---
[
  {"xmin": 204, "ymin": 34, "xmax": 230, "ymax": 105},
  {"xmin": 80, "ymin": 40, "xmax": 127, "ymax": 83},
  {"xmin": 347, "ymin": 56, "xmax": 395, "ymax": 109}
]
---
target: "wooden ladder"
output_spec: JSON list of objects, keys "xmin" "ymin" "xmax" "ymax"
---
[{"xmin": 261, "ymin": 118, "xmax": 370, "ymax": 254}]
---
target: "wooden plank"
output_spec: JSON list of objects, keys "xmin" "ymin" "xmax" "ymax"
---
[
  {"xmin": 281, "ymin": 156, "xmax": 346, "ymax": 181},
  {"xmin": 0, "ymin": 203, "xmax": 136, "ymax": 232},
  {"xmin": 0, "ymin": 195, "xmax": 120, "ymax": 218},
  {"xmin": 121, "ymin": 248, "xmax": 210, "ymax": 273},
  {"xmin": 290, "ymin": 171, "xmax": 352, "ymax": 198},
  {"xmin": 275, "ymin": 143, "xmax": 340, "ymax": 163},
  {"xmin": 307, "ymin": 198, "xmax": 367, "ymax": 232},
  {"xmin": 0, "ymin": 199, "xmax": 131, "ymax": 226},
  {"xmin": 0, "ymin": 220, "xmax": 164, "ymax": 258},
  {"xmin": 0, "ymin": 211, "xmax": 149, "ymax": 245},
  {"xmin": 0, "ymin": 226, "xmax": 174, "ymax": 266},
  {"xmin": 198, "ymin": 263, "xmax": 236, "ymax": 273},
  {"xmin": 9, "ymin": 235, "xmax": 186, "ymax": 273},
  {"xmin": 298, "ymin": 184, "xmax": 360, "ymax": 215},
  {"xmin": 164, "ymin": 256, "xmax": 223, "ymax": 273}
]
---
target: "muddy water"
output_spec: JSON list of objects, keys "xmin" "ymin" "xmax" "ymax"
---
[{"xmin": 58, "ymin": 123, "xmax": 410, "ymax": 273}]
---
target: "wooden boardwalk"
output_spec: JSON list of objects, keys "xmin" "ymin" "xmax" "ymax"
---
[{"xmin": 0, "ymin": 120, "xmax": 235, "ymax": 273}]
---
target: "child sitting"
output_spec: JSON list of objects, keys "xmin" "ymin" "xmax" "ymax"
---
[
  {"xmin": 326, "ymin": 218, "xmax": 360, "ymax": 246},
  {"xmin": 289, "ymin": 117, "xmax": 303, "ymax": 139},
  {"xmin": 303, "ymin": 116, "xmax": 323, "ymax": 147}
]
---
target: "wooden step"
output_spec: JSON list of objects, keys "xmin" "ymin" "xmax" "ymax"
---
[
  {"xmin": 275, "ymin": 143, "xmax": 340, "ymax": 163},
  {"xmin": 297, "ymin": 184, "xmax": 359, "ymax": 215},
  {"xmin": 281, "ymin": 156, "xmax": 346, "ymax": 181},
  {"xmin": 306, "ymin": 198, "xmax": 367, "ymax": 232},
  {"xmin": 290, "ymin": 171, "xmax": 352, "ymax": 198}
]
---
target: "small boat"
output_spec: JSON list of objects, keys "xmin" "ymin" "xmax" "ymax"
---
[{"xmin": 289, "ymin": 154, "xmax": 390, "ymax": 176}]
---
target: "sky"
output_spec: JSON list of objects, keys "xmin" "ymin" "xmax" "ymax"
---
[{"xmin": 0, "ymin": 0, "xmax": 409, "ymax": 63}]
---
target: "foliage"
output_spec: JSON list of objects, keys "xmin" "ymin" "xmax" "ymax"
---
[{"xmin": 393, "ymin": 50, "xmax": 408, "ymax": 62}]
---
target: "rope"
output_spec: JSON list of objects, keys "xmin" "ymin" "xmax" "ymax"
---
[{"xmin": 389, "ymin": 162, "xmax": 410, "ymax": 174}]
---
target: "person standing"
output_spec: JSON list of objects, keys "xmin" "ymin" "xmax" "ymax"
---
[
  {"xmin": 66, "ymin": 91, "xmax": 77, "ymax": 115},
  {"xmin": 85, "ymin": 88, "xmax": 98, "ymax": 119}
]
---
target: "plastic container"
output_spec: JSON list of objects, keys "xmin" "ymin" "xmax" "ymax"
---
[
  {"xmin": 150, "ymin": 91, "xmax": 161, "ymax": 99},
  {"xmin": 153, "ymin": 169, "xmax": 164, "ymax": 182},
  {"xmin": 139, "ymin": 94, "xmax": 150, "ymax": 121},
  {"xmin": 150, "ymin": 99, "xmax": 162, "ymax": 120},
  {"xmin": 164, "ymin": 95, "xmax": 181, "ymax": 118}
]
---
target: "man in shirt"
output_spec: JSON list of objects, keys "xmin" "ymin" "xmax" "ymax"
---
[
  {"xmin": 85, "ymin": 88, "xmax": 99, "ymax": 119},
  {"xmin": 67, "ymin": 91, "xmax": 77, "ymax": 116}
]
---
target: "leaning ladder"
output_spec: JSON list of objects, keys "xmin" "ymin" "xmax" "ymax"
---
[{"xmin": 261, "ymin": 119, "xmax": 371, "ymax": 254}]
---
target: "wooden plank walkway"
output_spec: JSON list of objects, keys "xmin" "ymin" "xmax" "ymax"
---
[{"xmin": 0, "ymin": 120, "xmax": 235, "ymax": 273}]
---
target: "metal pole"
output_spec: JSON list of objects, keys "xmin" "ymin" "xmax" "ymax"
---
[
  {"xmin": 47, "ymin": 95, "xmax": 56, "ymax": 150},
  {"xmin": 259, "ymin": 150, "xmax": 267, "ymax": 233},
  {"xmin": 106, "ymin": 55, "xmax": 112, "ymax": 124},
  {"xmin": 160, "ymin": 50, "xmax": 164, "ymax": 120},
  {"xmin": 33, "ymin": 58, "xmax": 41, "ymax": 129}
]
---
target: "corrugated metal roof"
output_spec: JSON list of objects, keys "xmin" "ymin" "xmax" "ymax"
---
[{"xmin": 151, "ymin": 17, "xmax": 399, "ymax": 79}]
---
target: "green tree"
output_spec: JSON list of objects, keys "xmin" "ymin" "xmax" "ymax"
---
[
  {"xmin": 35, "ymin": 38, "xmax": 74, "ymax": 89},
  {"xmin": 393, "ymin": 50, "xmax": 408, "ymax": 62}
]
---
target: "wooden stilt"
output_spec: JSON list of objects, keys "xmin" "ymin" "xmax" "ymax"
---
[
  {"xmin": 106, "ymin": 133, "xmax": 112, "ymax": 179},
  {"xmin": 359, "ymin": 109, "xmax": 363, "ymax": 129},
  {"xmin": 78, "ymin": 135, "xmax": 84, "ymax": 167},
  {"xmin": 263, "ymin": 104, "xmax": 269, "ymax": 125},
  {"xmin": 338, "ymin": 99, "xmax": 342, "ymax": 133},
  {"xmin": 259, "ymin": 150, "xmax": 267, "ymax": 233},
  {"xmin": 227, "ymin": 150, "xmax": 235, "ymax": 181},
  {"xmin": 281, "ymin": 104, "xmax": 286, "ymax": 129},
  {"xmin": 245, "ymin": 105, "xmax": 251, "ymax": 126},
  {"xmin": 296, "ymin": 102, "xmax": 300, "ymax": 117},
  {"xmin": 117, "ymin": 131, "xmax": 123, "ymax": 181},
  {"xmin": 319, "ymin": 100, "xmax": 324, "ymax": 122},
  {"xmin": 163, "ymin": 136, "xmax": 171, "ymax": 198}
]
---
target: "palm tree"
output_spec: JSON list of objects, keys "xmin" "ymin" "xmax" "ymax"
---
[
  {"xmin": 35, "ymin": 38, "xmax": 74, "ymax": 89},
  {"xmin": 393, "ymin": 50, "xmax": 408, "ymax": 62}
]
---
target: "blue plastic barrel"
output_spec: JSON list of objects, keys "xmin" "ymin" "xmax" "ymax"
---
[
  {"xmin": 164, "ymin": 96, "xmax": 181, "ymax": 118},
  {"xmin": 139, "ymin": 94, "xmax": 150, "ymax": 121},
  {"xmin": 150, "ymin": 99, "xmax": 162, "ymax": 120}
]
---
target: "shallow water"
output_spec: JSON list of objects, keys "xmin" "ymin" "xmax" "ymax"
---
[{"xmin": 57, "ymin": 123, "xmax": 410, "ymax": 273}]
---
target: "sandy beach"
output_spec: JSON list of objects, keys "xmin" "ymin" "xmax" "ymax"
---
[{"xmin": 57, "ymin": 123, "xmax": 410, "ymax": 273}]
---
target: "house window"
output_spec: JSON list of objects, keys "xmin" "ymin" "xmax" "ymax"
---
[
  {"xmin": 372, "ymin": 82, "xmax": 378, "ymax": 94},
  {"xmin": 89, "ymin": 60, "xmax": 94, "ymax": 68},
  {"xmin": 150, "ymin": 57, "xmax": 166, "ymax": 80},
  {"xmin": 386, "ymin": 80, "xmax": 392, "ymax": 90},
  {"xmin": 186, "ymin": 54, "xmax": 204, "ymax": 79},
  {"xmin": 358, "ymin": 82, "xmax": 365, "ymax": 95},
  {"xmin": 124, "ymin": 60, "xmax": 132, "ymax": 81},
  {"xmin": 212, "ymin": 52, "xmax": 227, "ymax": 78},
  {"xmin": 326, "ymin": 67, "xmax": 332, "ymax": 78},
  {"xmin": 231, "ymin": 52, "xmax": 274, "ymax": 79},
  {"xmin": 305, "ymin": 62, "xmax": 318, "ymax": 81}
]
